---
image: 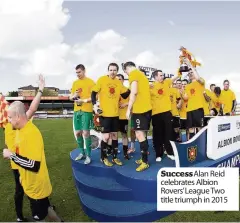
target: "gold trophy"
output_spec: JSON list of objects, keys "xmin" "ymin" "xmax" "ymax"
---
[{"xmin": 178, "ymin": 46, "xmax": 201, "ymax": 74}]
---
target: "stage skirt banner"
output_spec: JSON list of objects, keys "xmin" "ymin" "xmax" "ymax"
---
[{"xmin": 207, "ymin": 116, "xmax": 240, "ymax": 160}]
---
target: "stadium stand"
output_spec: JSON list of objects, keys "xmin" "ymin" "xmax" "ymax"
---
[
  {"xmin": 4, "ymin": 85, "xmax": 240, "ymax": 118},
  {"xmin": 5, "ymin": 88, "xmax": 74, "ymax": 118}
]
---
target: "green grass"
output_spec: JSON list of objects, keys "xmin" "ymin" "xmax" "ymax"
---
[{"xmin": 0, "ymin": 119, "xmax": 239, "ymax": 222}]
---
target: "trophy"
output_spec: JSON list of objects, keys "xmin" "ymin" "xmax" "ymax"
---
[
  {"xmin": 93, "ymin": 100, "xmax": 103, "ymax": 116},
  {"xmin": 178, "ymin": 46, "xmax": 201, "ymax": 74},
  {"xmin": 93, "ymin": 114, "xmax": 101, "ymax": 128},
  {"xmin": 90, "ymin": 114, "xmax": 102, "ymax": 150},
  {"xmin": 72, "ymin": 90, "xmax": 81, "ymax": 106},
  {"xmin": 93, "ymin": 102, "xmax": 103, "ymax": 132}
]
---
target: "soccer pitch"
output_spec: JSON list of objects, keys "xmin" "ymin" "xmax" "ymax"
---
[{"xmin": 0, "ymin": 119, "xmax": 239, "ymax": 222}]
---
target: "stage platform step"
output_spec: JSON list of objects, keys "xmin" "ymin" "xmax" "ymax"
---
[
  {"xmin": 70, "ymin": 140, "xmax": 175, "ymax": 179},
  {"xmin": 73, "ymin": 168, "xmax": 133, "ymax": 201},
  {"xmin": 76, "ymin": 187, "xmax": 173, "ymax": 222},
  {"xmin": 71, "ymin": 139, "xmax": 176, "ymax": 221},
  {"xmin": 70, "ymin": 140, "xmax": 176, "ymax": 203}
]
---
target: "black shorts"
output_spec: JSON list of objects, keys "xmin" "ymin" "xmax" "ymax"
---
[
  {"xmin": 186, "ymin": 108, "xmax": 204, "ymax": 129},
  {"xmin": 172, "ymin": 116, "xmax": 180, "ymax": 129},
  {"xmin": 28, "ymin": 197, "xmax": 50, "ymax": 221},
  {"xmin": 180, "ymin": 119, "xmax": 187, "ymax": 130},
  {"xmin": 132, "ymin": 110, "xmax": 152, "ymax": 131},
  {"xmin": 99, "ymin": 116, "xmax": 119, "ymax": 133},
  {"xmin": 119, "ymin": 119, "xmax": 128, "ymax": 133}
]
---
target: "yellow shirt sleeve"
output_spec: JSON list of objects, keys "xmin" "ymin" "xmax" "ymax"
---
[
  {"xmin": 92, "ymin": 77, "xmax": 102, "ymax": 93},
  {"xmin": 4, "ymin": 124, "xmax": 15, "ymax": 150},
  {"xmin": 176, "ymin": 89, "xmax": 181, "ymax": 99},
  {"xmin": 150, "ymin": 84, "xmax": 154, "ymax": 95},
  {"xmin": 205, "ymin": 89, "xmax": 211, "ymax": 98},
  {"xmin": 166, "ymin": 78, "xmax": 173, "ymax": 88},
  {"xmin": 232, "ymin": 91, "xmax": 236, "ymax": 100},
  {"xmin": 71, "ymin": 82, "xmax": 76, "ymax": 94},
  {"xmin": 25, "ymin": 131, "xmax": 43, "ymax": 162},
  {"xmin": 219, "ymin": 94, "xmax": 224, "ymax": 104},
  {"xmin": 4, "ymin": 124, "xmax": 9, "ymax": 145},
  {"xmin": 91, "ymin": 80, "xmax": 96, "ymax": 88},
  {"xmin": 185, "ymin": 85, "xmax": 190, "ymax": 97},
  {"xmin": 89, "ymin": 80, "xmax": 96, "ymax": 93},
  {"xmin": 129, "ymin": 71, "xmax": 138, "ymax": 85},
  {"xmin": 120, "ymin": 85, "xmax": 128, "ymax": 94},
  {"xmin": 199, "ymin": 77, "xmax": 205, "ymax": 86}
]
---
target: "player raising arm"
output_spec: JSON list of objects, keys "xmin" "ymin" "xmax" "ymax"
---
[
  {"xmin": 3, "ymin": 101, "xmax": 63, "ymax": 222},
  {"xmin": 181, "ymin": 58, "xmax": 205, "ymax": 140},
  {"xmin": 4, "ymin": 74, "xmax": 49, "ymax": 222}
]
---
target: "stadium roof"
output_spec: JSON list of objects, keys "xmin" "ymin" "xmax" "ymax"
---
[
  {"xmin": 18, "ymin": 85, "xmax": 59, "ymax": 90},
  {"xmin": 5, "ymin": 96, "xmax": 70, "ymax": 101},
  {"xmin": 58, "ymin": 89, "xmax": 70, "ymax": 94}
]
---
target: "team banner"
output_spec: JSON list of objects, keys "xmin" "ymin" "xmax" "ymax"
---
[
  {"xmin": 170, "ymin": 128, "xmax": 207, "ymax": 167},
  {"xmin": 121, "ymin": 63, "xmax": 174, "ymax": 81},
  {"xmin": 138, "ymin": 65, "xmax": 174, "ymax": 82},
  {"xmin": 138, "ymin": 66, "xmax": 157, "ymax": 81},
  {"xmin": 207, "ymin": 116, "xmax": 240, "ymax": 160}
]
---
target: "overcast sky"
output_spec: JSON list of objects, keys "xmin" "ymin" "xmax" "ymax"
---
[{"xmin": 0, "ymin": 0, "xmax": 240, "ymax": 99}]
